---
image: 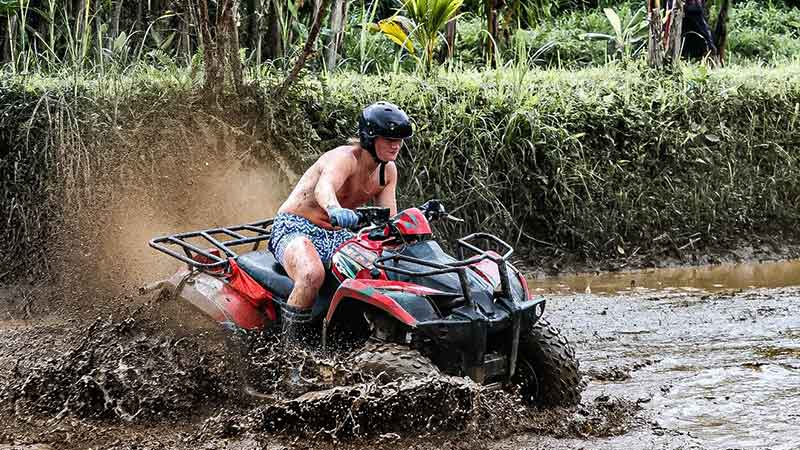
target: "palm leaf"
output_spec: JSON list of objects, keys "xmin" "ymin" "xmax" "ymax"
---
[{"xmin": 373, "ymin": 16, "xmax": 415, "ymax": 53}]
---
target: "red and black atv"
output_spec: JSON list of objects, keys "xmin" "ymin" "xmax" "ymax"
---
[{"xmin": 146, "ymin": 200, "xmax": 581, "ymax": 406}]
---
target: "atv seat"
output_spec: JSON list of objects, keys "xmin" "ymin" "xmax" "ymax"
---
[{"xmin": 236, "ymin": 251, "xmax": 338, "ymax": 320}]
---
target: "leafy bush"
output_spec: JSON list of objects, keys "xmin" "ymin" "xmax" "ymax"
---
[
  {"xmin": 452, "ymin": 1, "xmax": 800, "ymax": 69},
  {"xmin": 725, "ymin": 1, "xmax": 800, "ymax": 63}
]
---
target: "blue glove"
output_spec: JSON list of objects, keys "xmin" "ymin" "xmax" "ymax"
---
[{"xmin": 327, "ymin": 207, "xmax": 359, "ymax": 229}]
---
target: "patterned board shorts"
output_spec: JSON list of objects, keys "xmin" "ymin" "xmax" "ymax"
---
[{"xmin": 268, "ymin": 212, "xmax": 354, "ymax": 265}]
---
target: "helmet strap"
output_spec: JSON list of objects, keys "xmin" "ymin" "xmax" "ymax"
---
[{"xmin": 366, "ymin": 146, "xmax": 387, "ymax": 187}]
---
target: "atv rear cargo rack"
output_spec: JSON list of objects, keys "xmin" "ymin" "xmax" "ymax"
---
[
  {"xmin": 374, "ymin": 232, "xmax": 515, "ymax": 305},
  {"xmin": 149, "ymin": 219, "xmax": 273, "ymax": 270}
]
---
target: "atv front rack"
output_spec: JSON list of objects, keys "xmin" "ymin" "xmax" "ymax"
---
[
  {"xmin": 149, "ymin": 219, "xmax": 273, "ymax": 270},
  {"xmin": 374, "ymin": 232, "xmax": 515, "ymax": 305}
]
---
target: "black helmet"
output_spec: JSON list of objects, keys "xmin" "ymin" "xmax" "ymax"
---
[{"xmin": 358, "ymin": 101, "xmax": 413, "ymax": 161}]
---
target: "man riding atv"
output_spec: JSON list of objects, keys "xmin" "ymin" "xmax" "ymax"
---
[
  {"xmin": 270, "ymin": 101, "xmax": 412, "ymax": 344},
  {"xmin": 147, "ymin": 101, "xmax": 582, "ymax": 407}
]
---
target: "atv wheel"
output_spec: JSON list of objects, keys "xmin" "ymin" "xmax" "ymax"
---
[
  {"xmin": 351, "ymin": 341, "xmax": 440, "ymax": 381},
  {"xmin": 516, "ymin": 317, "xmax": 581, "ymax": 407}
]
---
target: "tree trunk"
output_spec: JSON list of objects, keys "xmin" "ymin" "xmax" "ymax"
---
[
  {"xmin": 197, "ymin": 0, "xmax": 221, "ymax": 91},
  {"xmin": 76, "ymin": 0, "xmax": 87, "ymax": 60},
  {"xmin": 486, "ymin": 0, "xmax": 498, "ymax": 67},
  {"xmin": 136, "ymin": 0, "xmax": 143, "ymax": 32},
  {"xmin": 265, "ymin": 0, "xmax": 283, "ymax": 58},
  {"xmin": 445, "ymin": 18, "xmax": 456, "ymax": 60},
  {"xmin": 226, "ymin": 0, "xmax": 244, "ymax": 92},
  {"xmin": 112, "ymin": 0, "xmax": 124, "ymax": 42},
  {"xmin": 255, "ymin": 0, "xmax": 266, "ymax": 65},
  {"xmin": 194, "ymin": 0, "xmax": 243, "ymax": 96},
  {"xmin": 325, "ymin": 0, "xmax": 347, "ymax": 71},
  {"xmin": 246, "ymin": 0, "xmax": 258, "ymax": 54},
  {"xmin": 647, "ymin": 0, "xmax": 664, "ymax": 68},
  {"xmin": 667, "ymin": 0, "xmax": 684, "ymax": 65},
  {"xmin": 280, "ymin": 0, "xmax": 331, "ymax": 95},
  {"xmin": 2, "ymin": 17, "xmax": 15, "ymax": 64}
]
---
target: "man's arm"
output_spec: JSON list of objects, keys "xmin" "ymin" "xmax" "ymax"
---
[
  {"xmin": 314, "ymin": 152, "xmax": 355, "ymax": 210},
  {"xmin": 375, "ymin": 162, "xmax": 398, "ymax": 216}
]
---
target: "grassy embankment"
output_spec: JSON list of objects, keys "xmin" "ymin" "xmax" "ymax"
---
[{"xmin": 2, "ymin": 61, "xmax": 799, "ymax": 279}]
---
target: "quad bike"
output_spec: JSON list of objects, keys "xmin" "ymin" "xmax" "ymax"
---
[{"xmin": 145, "ymin": 200, "xmax": 581, "ymax": 406}]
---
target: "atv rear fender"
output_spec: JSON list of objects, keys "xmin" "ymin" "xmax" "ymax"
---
[{"xmin": 142, "ymin": 265, "xmax": 273, "ymax": 330}]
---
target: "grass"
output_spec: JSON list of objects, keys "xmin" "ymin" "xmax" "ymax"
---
[
  {"xmin": 317, "ymin": 63, "xmax": 800, "ymax": 258},
  {"xmin": 2, "ymin": 56, "xmax": 800, "ymax": 279}
]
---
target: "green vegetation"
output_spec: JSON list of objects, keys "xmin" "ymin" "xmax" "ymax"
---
[
  {"xmin": 0, "ymin": 0, "xmax": 798, "ymax": 76},
  {"xmin": 3, "ymin": 62, "xmax": 800, "ymax": 274},
  {"xmin": 2, "ymin": 1, "xmax": 800, "ymax": 277}
]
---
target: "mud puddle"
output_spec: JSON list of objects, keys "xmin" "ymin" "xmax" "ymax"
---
[
  {"xmin": 3, "ymin": 260, "xmax": 799, "ymax": 449},
  {"xmin": 528, "ymin": 286, "xmax": 800, "ymax": 450},
  {"xmin": 531, "ymin": 258, "xmax": 800, "ymax": 295}
]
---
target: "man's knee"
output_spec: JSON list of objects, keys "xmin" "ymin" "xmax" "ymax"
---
[
  {"xmin": 298, "ymin": 263, "xmax": 325, "ymax": 291},
  {"xmin": 284, "ymin": 238, "xmax": 325, "ymax": 290}
]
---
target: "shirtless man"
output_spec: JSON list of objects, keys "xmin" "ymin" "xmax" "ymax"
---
[{"xmin": 268, "ymin": 101, "xmax": 413, "ymax": 343}]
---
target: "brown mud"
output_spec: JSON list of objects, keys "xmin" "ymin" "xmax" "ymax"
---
[
  {"xmin": 3, "ymin": 110, "xmax": 798, "ymax": 449},
  {"xmin": 3, "ymin": 271, "xmax": 799, "ymax": 449}
]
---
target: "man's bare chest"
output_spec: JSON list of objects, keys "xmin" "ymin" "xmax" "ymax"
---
[{"xmin": 337, "ymin": 173, "xmax": 382, "ymax": 207}]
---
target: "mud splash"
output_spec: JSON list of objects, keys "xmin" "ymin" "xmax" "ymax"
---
[
  {"xmin": 3, "ymin": 313, "xmax": 235, "ymax": 422},
  {"xmin": 0, "ymin": 289, "xmax": 642, "ymax": 449},
  {"xmin": 47, "ymin": 109, "xmax": 295, "ymax": 315}
]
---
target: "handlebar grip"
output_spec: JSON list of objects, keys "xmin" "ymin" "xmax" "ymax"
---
[{"xmin": 330, "ymin": 211, "xmax": 364, "ymax": 230}]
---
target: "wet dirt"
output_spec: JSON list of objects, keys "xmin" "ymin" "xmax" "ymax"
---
[{"xmin": 3, "ymin": 261, "xmax": 799, "ymax": 449}]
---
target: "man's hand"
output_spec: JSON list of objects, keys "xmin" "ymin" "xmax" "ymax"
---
[{"xmin": 327, "ymin": 207, "xmax": 359, "ymax": 229}]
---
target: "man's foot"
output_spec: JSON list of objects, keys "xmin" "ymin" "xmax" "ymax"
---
[{"xmin": 279, "ymin": 302, "xmax": 314, "ymax": 348}]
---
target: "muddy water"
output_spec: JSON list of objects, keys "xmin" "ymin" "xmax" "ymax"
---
[
  {"xmin": 518, "ymin": 261, "xmax": 800, "ymax": 450},
  {"xmin": 2, "ymin": 261, "xmax": 799, "ymax": 449},
  {"xmin": 531, "ymin": 259, "xmax": 800, "ymax": 294}
]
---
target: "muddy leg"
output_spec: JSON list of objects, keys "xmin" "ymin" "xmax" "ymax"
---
[
  {"xmin": 281, "ymin": 237, "xmax": 325, "ymax": 309},
  {"xmin": 279, "ymin": 237, "xmax": 324, "ymax": 346}
]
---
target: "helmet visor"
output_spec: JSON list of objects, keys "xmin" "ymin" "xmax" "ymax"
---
[{"xmin": 380, "ymin": 121, "xmax": 413, "ymax": 140}]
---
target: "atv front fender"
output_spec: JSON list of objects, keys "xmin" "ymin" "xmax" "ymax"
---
[{"xmin": 325, "ymin": 279, "xmax": 444, "ymax": 326}]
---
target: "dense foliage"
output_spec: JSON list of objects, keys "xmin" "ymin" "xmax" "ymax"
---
[{"xmin": 3, "ymin": 62, "xmax": 799, "ymax": 274}]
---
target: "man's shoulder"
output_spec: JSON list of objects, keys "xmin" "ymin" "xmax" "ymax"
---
[
  {"xmin": 321, "ymin": 145, "xmax": 359, "ymax": 165},
  {"xmin": 383, "ymin": 160, "xmax": 398, "ymax": 180}
]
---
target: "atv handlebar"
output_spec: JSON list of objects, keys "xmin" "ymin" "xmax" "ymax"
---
[
  {"xmin": 330, "ymin": 206, "xmax": 391, "ymax": 230},
  {"xmin": 331, "ymin": 200, "xmax": 462, "ymax": 231}
]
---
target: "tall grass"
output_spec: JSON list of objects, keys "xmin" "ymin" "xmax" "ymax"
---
[
  {"xmin": 317, "ymin": 63, "xmax": 800, "ymax": 258},
  {"xmin": 2, "ymin": 61, "xmax": 800, "ymax": 276}
]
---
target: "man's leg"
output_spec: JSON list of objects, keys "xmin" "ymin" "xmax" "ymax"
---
[
  {"xmin": 281, "ymin": 237, "xmax": 326, "ymax": 309},
  {"xmin": 277, "ymin": 236, "xmax": 325, "ymax": 346}
]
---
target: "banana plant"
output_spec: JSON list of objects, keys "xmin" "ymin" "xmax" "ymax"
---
[
  {"xmin": 371, "ymin": 0, "xmax": 463, "ymax": 71},
  {"xmin": 586, "ymin": 7, "xmax": 649, "ymax": 60}
]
